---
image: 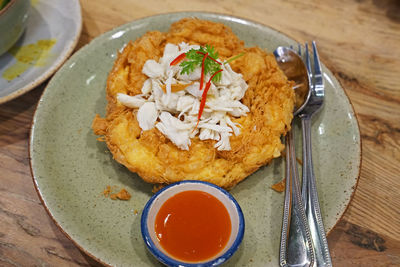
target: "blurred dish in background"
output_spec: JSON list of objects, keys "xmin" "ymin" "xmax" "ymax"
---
[
  {"xmin": 0, "ymin": 0, "xmax": 11, "ymax": 9},
  {"xmin": 0, "ymin": 0, "xmax": 81, "ymax": 104},
  {"xmin": 0, "ymin": 0, "xmax": 30, "ymax": 56}
]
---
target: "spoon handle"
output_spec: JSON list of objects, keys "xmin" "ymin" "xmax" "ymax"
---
[
  {"xmin": 280, "ymin": 124, "xmax": 314, "ymax": 267},
  {"xmin": 301, "ymin": 115, "xmax": 332, "ymax": 267}
]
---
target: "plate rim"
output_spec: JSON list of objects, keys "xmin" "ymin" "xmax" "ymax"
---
[
  {"xmin": 0, "ymin": 0, "xmax": 83, "ymax": 104},
  {"xmin": 29, "ymin": 11, "xmax": 362, "ymax": 266}
]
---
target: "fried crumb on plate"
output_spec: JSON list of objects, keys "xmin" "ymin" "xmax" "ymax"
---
[
  {"xmin": 271, "ymin": 178, "xmax": 286, "ymax": 193},
  {"xmin": 102, "ymin": 186, "xmax": 131, "ymax": 200}
]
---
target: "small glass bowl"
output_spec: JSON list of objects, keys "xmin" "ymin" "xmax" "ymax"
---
[{"xmin": 141, "ymin": 180, "xmax": 245, "ymax": 267}]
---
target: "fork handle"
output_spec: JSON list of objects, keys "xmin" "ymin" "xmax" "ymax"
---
[{"xmin": 301, "ymin": 115, "xmax": 333, "ymax": 267}]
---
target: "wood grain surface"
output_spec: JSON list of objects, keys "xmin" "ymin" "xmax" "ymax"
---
[{"xmin": 1, "ymin": 0, "xmax": 400, "ymax": 266}]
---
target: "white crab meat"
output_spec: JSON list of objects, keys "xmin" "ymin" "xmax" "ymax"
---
[
  {"xmin": 225, "ymin": 115, "xmax": 241, "ymax": 136},
  {"xmin": 137, "ymin": 102, "xmax": 158, "ymax": 131},
  {"xmin": 160, "ymin": 43, "xmax": 180, "ymax": 66},
  {"xmin": 155, "ymin": 112, "xmax": 192, "ymax": 150},
  {"xmin": 185, "ymin": 82, "xmax": 203, "ymax": 98},
  {"xmin": 118, "ymin": 42, "xmax": 250, "ymax": 151},
  {"xmin": 141, "ymin": 78, "xmax": 152, "ymax": 95},
  {"xmin": 117, "ymin": 93, "xmax": 146, "ymax": 108},
  {"xmin": 176, "ymin": 95, "xmax": 197, "ymax": 118},
  {"xmin": 177, "ymin": 67, "xmax": 202, "ymax": 81},
  {"xmin": 142, "ymin": 60, "xmax": 164, "ymax": 78},
  {"xmin": 215, "ymin": 131, "xmax": 232, "ymax": 151}
]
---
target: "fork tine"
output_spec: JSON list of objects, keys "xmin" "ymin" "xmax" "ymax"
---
[
  {"xmin": 297, "ymin": 43, "xmax": 302, "ymax": 56},
  {"xmin": 305, "ymin": 43, "xmax": 312, "ymax": 78},
  {"xmin": 312, "ymin": 41, "xmax": 322, "ymax": 76}
]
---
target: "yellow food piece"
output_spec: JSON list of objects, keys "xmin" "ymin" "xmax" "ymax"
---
[
  {"xmin": 92, "ymin": 18, "xmax": 295, "ymax": 189},
  {"xmin": 161, "ymin": 82, "xmax": 194, "ymax": 93}
]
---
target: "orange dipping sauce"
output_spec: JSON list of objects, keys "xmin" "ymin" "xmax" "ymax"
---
[{"xmin": 155, "ymin": 190, "xmax": 232, "ymax": 262}]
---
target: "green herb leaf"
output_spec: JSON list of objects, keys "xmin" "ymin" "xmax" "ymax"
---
[
  {"xmin": 224, "ymin": 52, "xmax": 245, "ymax": 65},
  {"xmin": 180, "ymin": 45, "xmax": 222, "ymax": 83}
]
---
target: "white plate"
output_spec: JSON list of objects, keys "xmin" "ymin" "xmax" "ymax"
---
[{"xmin": 0, "ymin": 0, "xmax": 81, "ymax": 104}]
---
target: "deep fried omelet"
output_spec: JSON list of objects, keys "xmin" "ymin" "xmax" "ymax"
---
[{"xmin": 92, "ymin": 18, "xmax": 295, "ymax": 189}]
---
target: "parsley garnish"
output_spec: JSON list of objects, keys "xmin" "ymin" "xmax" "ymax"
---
[
  {"xmin": 168, "ymin": 45, "xmax": 245, "ymax": 129},
  {"xmin": 180, "ymin": 45, "xmax": 222, "ymax": 83}
]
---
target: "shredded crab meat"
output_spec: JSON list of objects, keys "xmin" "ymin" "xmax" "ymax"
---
[{"xmin": 117, "ymin": 42, "xmax": 249, "ymax": 151}]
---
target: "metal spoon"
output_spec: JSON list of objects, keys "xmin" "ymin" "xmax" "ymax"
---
[{"xmin": 274, "ymin": 46, "xmax": 314, "ymax": 267}]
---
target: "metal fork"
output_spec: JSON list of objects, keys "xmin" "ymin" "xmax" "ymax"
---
[{"xmin": 299, "ymin": 41, "xmax": 332, "ymax": 267}]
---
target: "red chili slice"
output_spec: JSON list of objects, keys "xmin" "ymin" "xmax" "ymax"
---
[
  {"xmin": 206, "ymin": 69, "xmax": 223, "ymax": 86},
  {"xmin": 198, "ymin": 82, "xmax": 212, "ymax": 120},
  {"xmin": 199, "ymin": 52, "xmax": 208, "ymax": 90},
  {"xmin": 194, "ymin": 69, "xmax": 224, "ymax": 130},
  {"xmin": 170, "ymin": 53, "xmax": 186, "ymax": 66},
  {"xmin": 196, "ymin": 51, "xmax": 222, "ymax": 65}
]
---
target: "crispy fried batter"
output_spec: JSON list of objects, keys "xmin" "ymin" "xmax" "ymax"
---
[{"xmin": 93, "ymin": 18, "xmax": 295, "ymax": 189}]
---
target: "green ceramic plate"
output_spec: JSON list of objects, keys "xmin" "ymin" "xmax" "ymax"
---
[{"xmin": 30, "ymin": 12, "xmax": 361, "ymax": 267}]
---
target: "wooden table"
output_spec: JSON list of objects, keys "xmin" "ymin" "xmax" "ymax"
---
[{"xmin": 1, "ymin": 0, "xmax": 399, "ymax": 266}]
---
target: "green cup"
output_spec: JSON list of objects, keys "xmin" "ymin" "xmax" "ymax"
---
[{"xmin": 0, "ymin": 0, "xmax": 30, "ymax": 56}]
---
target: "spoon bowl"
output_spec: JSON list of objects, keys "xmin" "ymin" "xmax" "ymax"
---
[{"xmin": 273, "ymin": 46, "xmax": 311, "ymax": 115}]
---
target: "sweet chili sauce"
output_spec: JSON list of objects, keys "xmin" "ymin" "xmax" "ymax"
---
[{"xmin": 155, "ymin": 190, "xmax": 232, "ymax": 262}]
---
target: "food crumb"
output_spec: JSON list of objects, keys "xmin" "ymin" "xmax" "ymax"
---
[
  {"xmin": 102, "ymin": 185, "xmax": 113, "ymax": 197},
  {"xmin": 102, "ymin": 186, "xmax": 131, "ymax": 200},
  {"xmin": 96, "ymin": 136, "xmax": 106, "ymax": 142},
  {"xmin": 111, "ymin": 189, "xmax": 131, "ymax": 200},
  {"xmin": 134, "ymin": 209, "xmax": 138, "ymax": 215},
  {"xmin": 296, "ymin": 157, "xmax": 303, "ymax": 165},
  {"xmin": 271, "ymin": 178, "xmax": 286, "ymax": 193}
]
